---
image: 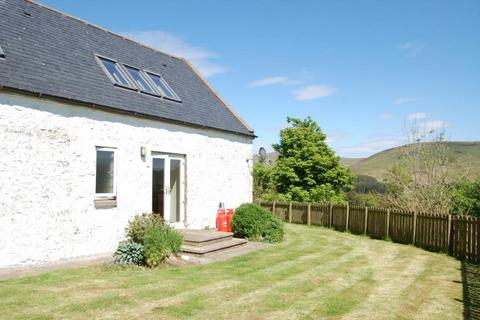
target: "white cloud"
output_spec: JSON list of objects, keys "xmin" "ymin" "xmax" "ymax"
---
[
  {"xmin": 406, "ymin": 112, "xmax": 427, "ymax": 120},
  {"xmin": 247, "ymin": 76, "xmax": 290, "ymax": 88},
  {"xmin": 397, "ymin": 40, "xmax": 426, "ymax": 58},
  {"xmin": 122, "ymin": 30, "xmax": 227, "ymax": 78},
  {"xmin": 381, "ymin": 113, "xmax": 395, "ymax": 120},
  {"xmin": 394, "ymin": 97, "xmax": 420, "ymax": 105},
  {"xmin": 293, "ymin": 85, "xmax": 336, "ymax": 101},
  {"xmin": 326, "ymin": 130, "xmax": 348, "ymax": 144},
  {"xmin": 335, "ymin": 137, "xmax": 405, "ymax": 158}
]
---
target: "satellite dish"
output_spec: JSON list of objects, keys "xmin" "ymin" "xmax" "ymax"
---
[{"xmin": 258, "ymin": 147, "xmax": 267, "ymax": 163}]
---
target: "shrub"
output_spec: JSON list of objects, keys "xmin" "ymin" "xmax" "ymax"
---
[
  {"xmin": 450, "ymin": 178, "xmax": 480, "ymax": 217},
  {"xmin": 143, "ymin": 224, "xmax": 183, "ymax": 267},
  {"xmin": 262, "ymin": 215, "xmax": 285, "ymax": 243},
  {"xmin": 125, "ymin": 213, "xmax": 164, "ymax": 244},
  {"xmin": 347, "ymin": 191, "xmax": 386, "ymax": 207},
  {"xmin": 160, "ymin": 226, "xmax": 183, "ymax": 256},
  {"xmin": 113, "ymin": 242, "xmax": 145, "ymax": 266},
  {"xmin": 231, "ymin": 203, "xmax": 284, "ymax": 243}
]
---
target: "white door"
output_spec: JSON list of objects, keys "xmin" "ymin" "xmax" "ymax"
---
[{"xmin": 152, "ymin": 154, "xmax": 185, "ymax": 228}]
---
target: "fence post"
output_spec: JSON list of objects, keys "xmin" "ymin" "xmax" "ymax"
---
[
  {"xmin": 447, "ymin": 214, "xmax": 452, "ymax": 254},
  {"xmin": 364, "ymin": 206, "xmax": 369, "ymax": 234},
  {"xmin": 412, "ymin": 211, "xmax": 417, "ymax": 245},
  {"xmin": 272, "ymin": 200, "xmax": 276, "ymax": 215},
  {"xmin": 329, "ymin": 202, "xmax": 333, "ymax": 227},
  {"xmin": 288, "ymin": 201, "xmax": 292, "ymax": 223},
  {"xmin": 386, "ymin": 209, "xmax": 390, "ymax": 239},
  {"xmin": 307, "ymin": 203, "xmax": 311, "ymax": 226},
  {"xmin": 345, "ymin": 203, "xmax": 350, "ymax": 231}
]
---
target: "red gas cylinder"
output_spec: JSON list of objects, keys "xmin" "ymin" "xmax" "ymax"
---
[
  {"xmin": 225, "ymin": 209, "xmax": 235, "ymax": 232},
  {"xmin": 216, "ymin": 208, "xmax": 227, "ymax": 232}
]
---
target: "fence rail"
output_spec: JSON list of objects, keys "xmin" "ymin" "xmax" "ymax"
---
[{"xmin": 258, "ymin": 200, "xmax": 480, "ymax": 263}]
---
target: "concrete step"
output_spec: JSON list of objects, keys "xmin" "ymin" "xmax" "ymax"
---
[
  {"xmin": 181, "ymin": 238, "xmax": 247, "ymax": 256},
  {"xmin": 180, "ymin": 230, "xmax": 234, "ymax": 247}
]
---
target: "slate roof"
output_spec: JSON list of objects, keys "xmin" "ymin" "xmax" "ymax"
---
[{"xmin": 0, "ymin": 0, "xmax": 254, "ymax": 137}]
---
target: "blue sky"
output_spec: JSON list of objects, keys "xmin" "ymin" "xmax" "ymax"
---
[{"xmin": 40, "ymin": 0, "xmax": 480, "ymax": 158}]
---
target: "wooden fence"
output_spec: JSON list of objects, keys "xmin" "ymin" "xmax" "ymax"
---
[{"xmin": 258, "ymin": 201, "xmax": 480, "ymax": 263}]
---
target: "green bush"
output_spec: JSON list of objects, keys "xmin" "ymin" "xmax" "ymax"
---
[
  {"xmin": 125, "ymin": 213, "xmax": 164, "ymax": 244},
  {"xmin": 164, "ymin": 227, "xmax": 183, "ymax": 256},
  {"xmin": 143, "ymin": 224, "xmax": 183, "ymax": 268},
  {"xmin": 262, "ymin": 215, "xmax": 285, "ymax": 243},
  {"xmin": 231, "ymin": 203, "xmax": 284, "ymax": 243},
  {"xmin": 347, "ymin": 191, "xmax": 386, "ymax": 207},
  {"xmin": 450, "ymin": 178, "xmax": 480, "ymax": 217},
  {"xmin": 113, "ymin": 242, "xmax": 145, "ymax": 265}
]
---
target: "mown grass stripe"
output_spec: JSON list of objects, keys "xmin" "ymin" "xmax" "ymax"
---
[{"xmin": 0, "ymin": 224, "xmax": 463, "ymax": 320}]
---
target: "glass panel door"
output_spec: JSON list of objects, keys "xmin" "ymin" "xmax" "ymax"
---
[{"xmin": 152, "ymin": 154, "xmax": 184, "ymax": 227}]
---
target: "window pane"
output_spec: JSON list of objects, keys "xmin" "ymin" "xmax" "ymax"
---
[
  {"xmin": 152, "ymin": 158, "xmax": 165, "ymax": 215},
  {"xmin": 99, "ymin": 58, "xmax": 131, "ymax": 87},
  {"xmin": 96, "ymin": 150, "xmax": 114, "ymax": 194},
  {"xmin": 125, "ymin": 66, "xmax": 156, "ymax": 94},
  {"xmin": 147, "ymin": 73, "xmax": 178, "ymax": 100}
]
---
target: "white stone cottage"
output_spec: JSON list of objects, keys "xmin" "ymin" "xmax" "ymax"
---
[{"xmin": 0, "ymin": 0, "xmax": 254, "ymax": 268}]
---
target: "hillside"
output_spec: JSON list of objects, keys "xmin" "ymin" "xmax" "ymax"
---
[
  {"xmin": 340, "ymin": 158, "xmax": 364, "ymax": 167},
  {"xmin": 349, "ymin": 141, "xmax": 480, "ymax": 181},
  {"xmin": 255, "ymin": 141, "xmax": 480, "ymax": 181}
]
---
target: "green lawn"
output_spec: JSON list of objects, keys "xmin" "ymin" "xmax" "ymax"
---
[{"xmin": 0, "ymin": 224, "xmax": 465, "ymax": 320}]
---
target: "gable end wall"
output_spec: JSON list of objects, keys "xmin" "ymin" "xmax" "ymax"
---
[{"xmin": 0, "ymin": 92, "xmax": 253, "ymax": 267}]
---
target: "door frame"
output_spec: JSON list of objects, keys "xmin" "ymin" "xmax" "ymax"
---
[{"xmin": 151, "ymin": 153, "xmax": 185, "ymax": 228}]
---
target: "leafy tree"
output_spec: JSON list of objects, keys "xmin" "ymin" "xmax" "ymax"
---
[
  {"xmin": 383, "ymin": 123, "xmax": 465, "ymax": 213},
  {"xmin": 253, "ymin": 162, "xmax": 274, "ymax": 199},
  {"xmin": 450, "ymin": 178, "xmax": 480, "ymax": 217},
  {"xmin": 272, "ymin": 117, "xmax": 353, "ymax": 202},
  {"xmin": 354, "ymin": 175, "xmax": 386, "ymax": 194}
]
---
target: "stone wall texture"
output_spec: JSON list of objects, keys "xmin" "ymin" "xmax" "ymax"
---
[{"xmin": 0, "ymin": 92, "xmax": 253, "ymax": 267}]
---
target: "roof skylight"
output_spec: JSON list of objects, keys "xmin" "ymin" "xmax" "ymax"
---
[
  {"xmin": 97, "ymin": 56, "xmax": 134, "ymax": 88},
  {"xmin": 0, "ymin": 45, "xmax": 4, "ymax": 59},
  {"xmin": 123, "ymin": 65, "xmax": 156, "ymax": 95},
  {"xmin": 147, "ymin": 72, "xmax": 180, "ymax": 101},
  {"xmin": 95, "ymin": 55, "xmax": 180, "ymax": 102}
]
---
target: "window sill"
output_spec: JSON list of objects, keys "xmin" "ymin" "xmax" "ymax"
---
[
  {"xmin": 94, "ymin": 198, "xmax": 117, "ymax": 208},
  {"xmin": 114, "ymin": 83, "xmax": 138, "ymax": 91},
  {"xmin": 162, "ymin": 96, "xmax": 182, "ymax": 103}
]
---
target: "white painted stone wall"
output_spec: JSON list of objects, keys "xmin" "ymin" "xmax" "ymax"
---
[{"xmin": 0, "ymin": 92, "xmax": 253, "ymax": 268}]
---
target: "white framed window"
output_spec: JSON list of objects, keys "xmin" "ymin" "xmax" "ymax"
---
[
  {"xmin": 123, "ymin": 65, "xmax": 157, "ymax": 95},
  {"xmin": 146, "ymin": 71, "xmax": 181, "ymax": 101},
  {"xmin": 96, "ymin": 56, "xmax": 135, "ymax": 89},
  {"xmin": 95, "ymin": 147, "xmax": 116, "ymax": 199}
]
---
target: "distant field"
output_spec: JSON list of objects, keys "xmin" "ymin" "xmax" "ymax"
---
[
  {"xmin": 348, "ymin": 141, "xmax": 480, "ymax": 181},
  {"xmin": 258, "ymin": 141, "xmax": 480, "ymax": 181},
  {"xmin": 340, "ymin": 157, "xmax": 364, "ymax": 167}
]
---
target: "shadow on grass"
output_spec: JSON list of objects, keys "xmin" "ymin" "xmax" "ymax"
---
[{"xmin": 461, "ymin": 261, "xmax": 480, "ymax": 320}]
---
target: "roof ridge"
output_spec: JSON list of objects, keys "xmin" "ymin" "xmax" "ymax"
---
[{"xmin": 26, "ymin": 0, "xmax": 183, "ymax": 62}]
